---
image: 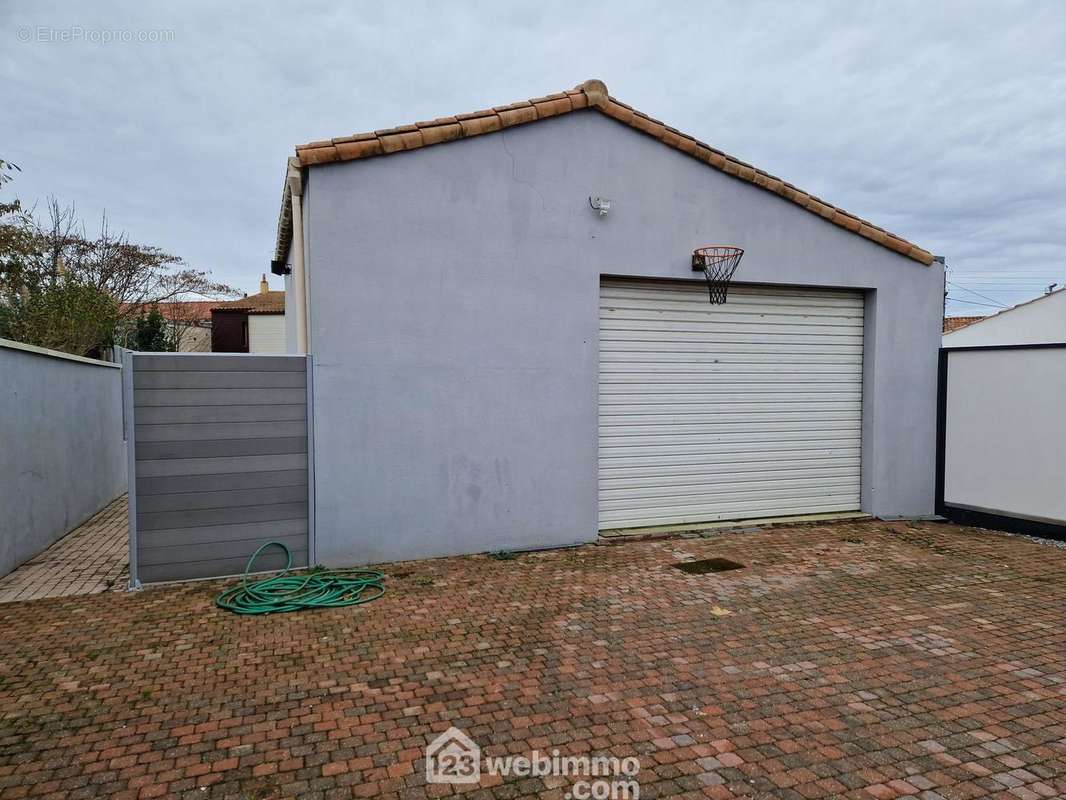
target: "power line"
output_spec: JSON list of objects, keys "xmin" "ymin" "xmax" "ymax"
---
[
  {"xmin": 946, "ymin": 280, "xmax": 1004, "ymax": 305},
  {"xmin": 945, "ymin": 280, "xmax": 1007, "ymax": 308},
  {"xmin": 946, "ymin": 297, "xmax": 1006, "ymax": 309}
]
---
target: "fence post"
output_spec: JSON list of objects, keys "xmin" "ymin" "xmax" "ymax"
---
[
  {"xmin": 306, "ymin": 354, "xmax": 317, "ymax": 567},
  {"xmin": 122, "ymin": 349, "xmax": 142, "ymax": 590},
  {"xmin": 934, "ymin": 348, "xmax": 948, "ymax": 518}
]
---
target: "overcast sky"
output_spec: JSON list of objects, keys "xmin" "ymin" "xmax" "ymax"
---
[{"xmin": 4, "ymin": 1, "xmax": 1065, "ymax": 315}]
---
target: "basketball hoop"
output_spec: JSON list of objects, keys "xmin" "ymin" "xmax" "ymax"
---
[{"xmin": 692, "ymin": 246, "xmax": 744, "ymax": 304}]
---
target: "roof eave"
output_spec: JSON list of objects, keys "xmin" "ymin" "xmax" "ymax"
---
[
  {"xmin": 273, "ymin": 79, "xmax": 933, "ymax": 267},
  {"xmin": 272, "ymin": 158, "xmax": 302, "ymax": 274}
]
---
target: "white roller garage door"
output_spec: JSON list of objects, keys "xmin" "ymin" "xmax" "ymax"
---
[
  {"xmin": 248, "ymin": 314, "xmax": 287, "ymax": 353},
  {"xmin": 599, "ymin": 279, "xmax": 863, "ymax": 530}
]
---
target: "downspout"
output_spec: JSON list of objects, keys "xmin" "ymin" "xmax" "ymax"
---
[{"xmin": 286, "ymin": 157, "xmax": 309, "ymax": 354}]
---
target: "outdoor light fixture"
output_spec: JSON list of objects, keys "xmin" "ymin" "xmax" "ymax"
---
[{"xmin": 588, "ymin": 196, "xmax": 611, "ymax": 217}]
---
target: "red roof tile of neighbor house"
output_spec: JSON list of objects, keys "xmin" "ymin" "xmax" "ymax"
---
[
  {"xmin": 211, "ymin": 290, "xmax": 285, "ymax": 315},
  {"xmin": 121, "ymin": 301, "xmax": 216, "ymax": 323},
  {"xmin": 284, "ymin": 79, "xmax": 934, "ymax": 266},
  {"xmin": 943, "ymin": 315, "xmax": 985, "ymax": 333}
]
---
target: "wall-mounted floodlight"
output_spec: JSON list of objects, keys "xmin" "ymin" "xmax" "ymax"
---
[{"xmin": 588, "ymin": 196, "xmax": 611, "ymax": 217}]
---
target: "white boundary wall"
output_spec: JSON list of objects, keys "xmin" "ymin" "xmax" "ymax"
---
[{"xmin": 943, "ymin": 346, "xmax": 1066, "ymax": 524}]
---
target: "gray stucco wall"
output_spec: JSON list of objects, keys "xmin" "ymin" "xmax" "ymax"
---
[
  {"xmin": 304, "ymin": 109, "xmax": 943, "ymax": 565},
  {"xmin": 0, "ymin": 340, "xmax": 126, "ymax": 577}
]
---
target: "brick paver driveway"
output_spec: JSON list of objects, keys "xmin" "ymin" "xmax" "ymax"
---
[{"xmin": 3, "ymin": 519, "xmax": 1066, "ymax": 800}]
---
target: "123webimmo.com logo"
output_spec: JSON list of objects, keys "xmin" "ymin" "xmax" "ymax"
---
[
  {"xmin": 426, "ymin": 726, "xmax": 640, "ymax": 799},
  {"xmin": 425, "ymin": 727, "xmax": 481, "ymax": 784}
]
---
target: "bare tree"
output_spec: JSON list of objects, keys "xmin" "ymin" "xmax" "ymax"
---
[
  {"xmin": 23, "ymin": 199, "xmax": 238, "ymax": 317},
  {"xmin": 162, "ymin": 301, "xmax": 212, "ymax": 352},
  {"xmin": 1, "ymin": 194, "xmax": 238, "ymax": 355}
]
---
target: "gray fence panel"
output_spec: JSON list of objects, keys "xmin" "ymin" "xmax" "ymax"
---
[
  {"xmin": 135, "ymin": 355, "xmax": 305, "ymax": 371},
  {"xmin": 139, "ymin": 551, "xmax": 299, "ymax": 583},
  {"xmin": 139, "ymin": 533, "xmax": 308, "ymax": 567},
  {"xmin": 136, "ymin": 437, "xmax": 307, "ymax": 460},
  {"xmin": 137, "ymin": 518, "xmax": 309, "ymax": 549},
  {"xmin": 133, "ymin": 370, "xmax": 307, "ymax": 390},
  {"xmin": 129, "ymin": 352, "xmax": 312, "ymax": 583},
  {"xmin": 138, "ymin": 502, "xmax": 308, "ymax": 532},
  {"xmin": 135, "ymin": 469, "xmax": 307, "ymax": 496},
  {"xmin": 137, "ymin": 485, "xmax": 308, "ymax": 513},
  {"xmin": 136, "ymin": 453, "xmax": 307, "ymax": 479},
  {"xmin": 134, "ymin": 387, "xmax": 307, "ymax": 406},
  {"xmin": 135, "ymin": 404, "xmax": 307, "ymax": 425},
  {"xmin": 135, "ymin": 421, "xmax": 308, "ymax": 441}
]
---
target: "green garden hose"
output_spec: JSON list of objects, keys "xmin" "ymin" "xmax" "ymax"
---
[{"xmin": 215, "ymin": 541, "xmax": 385, "ymax": 615}]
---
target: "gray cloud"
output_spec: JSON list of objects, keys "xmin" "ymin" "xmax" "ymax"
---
[{"xmin": 3, "ymin": 0, "xmax": 1064, "ymax": 314}]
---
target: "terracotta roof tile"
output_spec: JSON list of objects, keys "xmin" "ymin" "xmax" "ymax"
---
[
  {"xmin": 459, "ymin": 114, "xmax": 502, "ymax": 137},
  {"xmin": 336, "ymin": 138, "xmax": 383, "ymax": 160},
  {"xmin": 212, "ymin": 290, "xmax": 285, "ymax": 315},
  {"xmin": 421, "ymin": 123, "xmax": 463, "ymax": 147},
  {"xmin": 943, "ymin": 315, "xmax": 985, "ymax": 333},
  {"xmin": 120, "ymin": 301, "xmax": 216, "ymax": 323},
  {"xmin": 378, "ymin": 130, "xmax": 419, "ymax": 154},
  {"xmin": 498, "ymin": 105, "xmax": 538, "ymax": 128},
  {"xmin": 280, "ymin": 79, "xmax": 933, "ymax": 266}
]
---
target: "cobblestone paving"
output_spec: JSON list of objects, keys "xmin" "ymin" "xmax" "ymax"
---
[
  {"xmin": 2, "ymin": 519, "xmax": 1066, "ymax": 799},
  {"xmin": 0, "ymin": 496, "xmax": 127, "ymax": 603}
]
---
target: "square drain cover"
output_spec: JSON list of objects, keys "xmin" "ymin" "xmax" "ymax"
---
[{"xmin": 674, "ymin": 558, "xmax": 745, "ymax": 574}]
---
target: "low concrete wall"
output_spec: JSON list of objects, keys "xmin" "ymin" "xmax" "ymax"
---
[{"xmin": 0, "ymin": 339, "xmax": 126, "ymax": 577}]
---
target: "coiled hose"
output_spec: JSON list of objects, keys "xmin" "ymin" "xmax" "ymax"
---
[{"xmin": 215, "ymin": 541, "xmax": 385, "ymax": 615}]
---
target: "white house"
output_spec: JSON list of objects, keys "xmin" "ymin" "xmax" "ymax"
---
[{"xmin": 943, "ymin": 287, "xmax": 1066, "ymax": 347}]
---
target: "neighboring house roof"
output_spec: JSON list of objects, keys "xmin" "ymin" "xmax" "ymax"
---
[
  {"xmin": 212, "ymin": 291, "xmax": 285, "ymax": 315},
  {"xmin": 275, "ymin": 79, "xmax": 933, "ymax": 267},
  {"xmin": 943, "ymin": 315, "xmax": 985, "ymax": 334},
  {"xmin": 121, "ymin": 301, "xmax": 216, "ymax": 324},
  {"xmin": 943, "ymin": 284, "xmax": 1066, "ymax": 339}
]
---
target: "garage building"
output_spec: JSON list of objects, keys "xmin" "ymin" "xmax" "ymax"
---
[{"xmin": 270, "ymin": 80, "xmax": 943, "ymax": 565}]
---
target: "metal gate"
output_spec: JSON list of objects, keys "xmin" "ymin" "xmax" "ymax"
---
[
  {"xmin": 123, "ymin": 352, "xmax": 313, "ymax": 585},
  {"xmin": 936, "ymin": 342, "xmax": 1066, "ymax": 538}
]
